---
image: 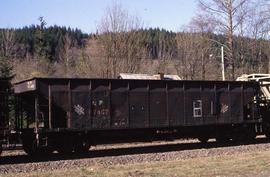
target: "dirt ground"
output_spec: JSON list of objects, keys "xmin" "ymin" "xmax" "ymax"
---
[{"xmin": 1, "ymin": 138, "xmax": 270, "ymax": 177}]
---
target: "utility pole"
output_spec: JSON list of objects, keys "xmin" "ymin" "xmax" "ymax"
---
[
  {"xmin": 209, "ymin": 39, "xmax": 227, "ymax": 81},
  {"xmin": 221, "ymin": 46, "xmax": 225, "ymax": 81}
]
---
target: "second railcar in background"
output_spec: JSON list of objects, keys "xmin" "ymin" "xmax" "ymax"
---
[{"xmin": 14, "ymin": 78, "xmax": 262, "ymax": 155}]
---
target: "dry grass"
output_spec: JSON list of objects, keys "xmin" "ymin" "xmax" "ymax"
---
[{"xmin": 3, "ymin": 150, "xmax": 270, "ymax": 177}]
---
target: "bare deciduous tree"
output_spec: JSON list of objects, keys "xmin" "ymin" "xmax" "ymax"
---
[
  {"xmin": 0, "ymin": 29, "xmax": 16, "ymax": 79},
  {"xmin": 175, "ymin": 32, "xmax": 202, "ymax": 80},
  {"xmin": 175, "ymin": 15, "xmax": 219, "ymax": 80},
  {"xmin": 57, "ymin": 34, "xmax": 75, "ymax": 77},
  {"xmin": 0, "ymin": 29, "xmax": 16, "ymax": 58},
  {"xmin": 198, "ymin": 0, "xmax": 251, "ymax": 79},
  {"xmin": 188, "ymin": 16, "xmax": 217, "ymax": 80},
  {"xmin": 97, "ymin": 2, "xmax": 146, "ymax": 78}
]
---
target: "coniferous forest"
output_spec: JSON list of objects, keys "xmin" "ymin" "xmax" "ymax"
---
[{"xmin": 1, "ymin": 0, "xmax": 270, "ymax": 82}]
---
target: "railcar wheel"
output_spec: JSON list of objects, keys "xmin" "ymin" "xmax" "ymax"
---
[
  {"xmin": 264, "ymin": 123, "xmax": 270, "ymax": 139},
  {"xmin": 216, "ymin": 136, "xmax": 231, "ymax": 143},
  {"xmin": 22, "ymin": 138, "xmax": 38, "ymax": 156},
  {"xmin": 74, "ymin": 140, "xmax": 90, "ymax": 153},
  {"xmin": 23, "ymin": 138, "xmax": 52, "ymax": 156},
  {"xmin": 56, "ymin": 140, "xmax": 74, "ymax": 154},
  {"xmin": 197, "ymin": 137, "xmax": 209, "ymax": 143},
  {"xmin": 57, "ymin": 147, "xmax": 73, "ymax": 154},
  {"xmin": 0, "ymin": 143, "xmax": 2, "ymax": 155},
  {"xmin": 243, "ymin": 132, "xmax": 256, "ymax": 142},
  {"xmin": 57, "ymin": 144, "xmax": 73, "ymax": 154},
  {"xmin": 265, "ymin": 131, "xmax": 270, "ymax": 139},
  {"xmin": 232, "ymin": 133, "xmax": 256, "ymax": 142},
  {"xmin": 231, "ymin": 128, "xmax": 256, "ymax": 142}
]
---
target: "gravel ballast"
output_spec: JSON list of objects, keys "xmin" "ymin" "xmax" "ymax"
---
[{"xmin": 1, "ymin": 138, "xmax": 270, "ymax": 175}]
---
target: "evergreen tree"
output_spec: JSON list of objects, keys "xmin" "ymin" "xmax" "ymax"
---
[{"xmin": 0, "ymin": 56, "xmax": 14, "ymax": 80}]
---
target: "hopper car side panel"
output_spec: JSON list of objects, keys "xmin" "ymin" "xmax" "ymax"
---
[{"xmin": 15, "ymin": 79, "xmax": 260, "ymax": 130}]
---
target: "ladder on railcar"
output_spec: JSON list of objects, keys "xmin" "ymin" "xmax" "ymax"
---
[{"xmin": 237, "ymin": 74, "xmax": 270, "ymax": 101}]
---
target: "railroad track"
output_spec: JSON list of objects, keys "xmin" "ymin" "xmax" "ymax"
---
[
  {"xmin": 1, "ymin": 137, "xmax": 270, "ymax": 175},
  {"xmin": 2, "ymin": 145, "xmax": 22, "ymax": 151}
]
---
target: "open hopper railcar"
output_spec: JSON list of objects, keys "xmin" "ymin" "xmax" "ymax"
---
[{"xmin": 13, "ymin": 78, "xmax": 264, "ymax": 155}]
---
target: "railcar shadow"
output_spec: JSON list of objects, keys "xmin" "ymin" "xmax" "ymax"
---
[{"xmin": 1, "ymin": 137, "xmax": 269, "ymax": 165}]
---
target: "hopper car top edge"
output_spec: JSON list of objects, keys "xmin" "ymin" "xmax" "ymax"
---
[
  {"xmin": 14, "ymin": 77, "xmax": 260, "ymax": 84},
  {"xmin": 13, "ymin": 77, "xmax": 260, "ymax": 93}
]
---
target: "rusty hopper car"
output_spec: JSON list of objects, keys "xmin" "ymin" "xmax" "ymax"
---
[
  {"xmin": 0, "ymin": 79, "xmax": 10, "ymax": 154},
  {"xmin": 14, "ymin": 78, "xmax": 262, "ymax": 155}
]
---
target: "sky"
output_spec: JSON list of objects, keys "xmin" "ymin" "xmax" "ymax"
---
[{"xmin": 0, "ymin": 0, "xmax": 198, "ymax": 33}]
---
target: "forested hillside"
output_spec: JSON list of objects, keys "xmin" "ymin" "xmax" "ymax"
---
[
  {"xmin": 0, "ymin": 0, "xmax": 269, "ymax": 82},
  {"xmin": 0, "ymin": 26, "xmax": 88, "ymax": 61}
]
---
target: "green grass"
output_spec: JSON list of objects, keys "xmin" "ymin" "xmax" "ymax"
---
[{"xmin": 4, "ymin": 150, "xmax": 270, "ymax": 177}]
